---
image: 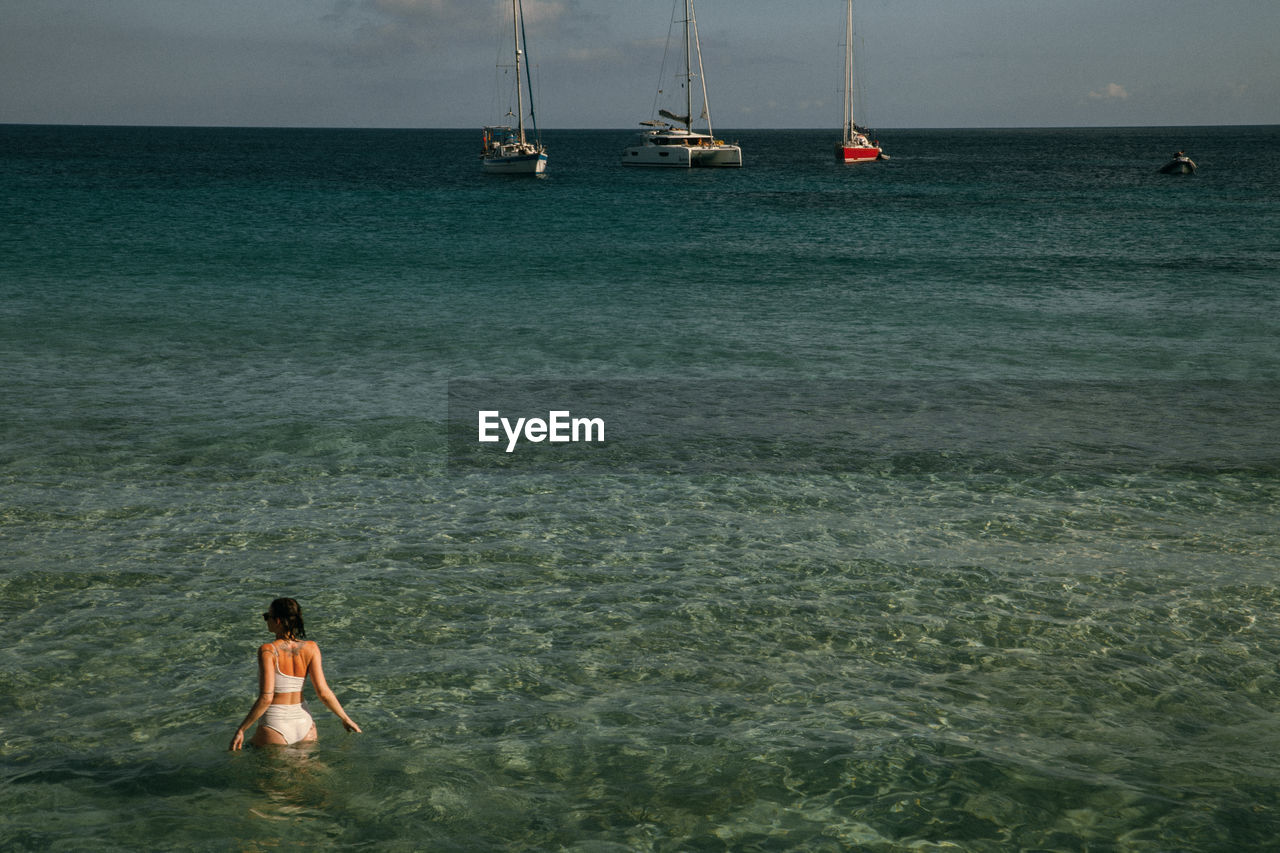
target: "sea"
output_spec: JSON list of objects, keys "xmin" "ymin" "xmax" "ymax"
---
[{"xmin": 2, "ymin": 124, "xmax": 1279, "ymax": 851}]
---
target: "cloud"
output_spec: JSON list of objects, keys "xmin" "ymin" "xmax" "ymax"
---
[
  {"xmin": 327, "ymin": 0, "xmax": 569, "ymax": 61},
  {"xmin": 358, "ymin": 0, "xmax": 565, "ymax": 30},
  {"xmin": 518, "ymin": 0, "xmax": 568, "ymax": 28},
  {"xmin": 1088, "ymin": 82, "xmax": 1129, "ymax": 100},
  {"xmin": 563, "ymin": 46, "xmax": 618, "ymax": 63}
]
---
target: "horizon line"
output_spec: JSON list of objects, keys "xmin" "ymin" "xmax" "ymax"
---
[{"xmin": 4, "ymin": 122, "xmax": 1277, "ymax": 132}]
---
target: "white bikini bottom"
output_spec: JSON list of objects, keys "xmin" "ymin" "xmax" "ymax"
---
[{"xmin": 261, "ymin": 702, "xmax": 314, "ymax": 744}]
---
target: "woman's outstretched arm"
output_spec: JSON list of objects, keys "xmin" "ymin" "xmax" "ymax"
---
[
  {"xmin": 229, "ymin": 645, "xmax": 277, "ymax": 750},
  {"xmin": 307, "ymin": 645, "xmax": 361, "ymax": 733}
]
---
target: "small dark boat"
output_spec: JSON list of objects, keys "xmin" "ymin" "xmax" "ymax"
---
[{"xmin": 1159, "ymin": 151, "xmax": 1196, "ymax": 174}]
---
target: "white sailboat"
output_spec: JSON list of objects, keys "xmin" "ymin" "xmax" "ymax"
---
[
  {"xmin": 835, "ymin": 0, "xmax": 885, "ymax": 164},
  {"xmin": 482, "ymin": 0, "xmax": 547, "ymax": 175},
  {"xmin": 621, "ymin": 0, "xmax": 742, "ymax": 168},
  {"xmin": 1158, "ymin": 150, "xmax": 1196, "ymax": 174}
]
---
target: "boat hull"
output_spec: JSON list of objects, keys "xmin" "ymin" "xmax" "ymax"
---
[
  {"xmin": 692, "ymin": 145, "xmax": 743, "ymax": 167},
  {"xmin": 621, "ymin": 143, "xmax": 742, "ymax": 168},
  {"xmin": 837, "ymin": 144, "xmax": 882, "ymax": 163},
  {"xmin": 622, "ymin": 144, "xmax": 692, "ymax": 167},
  {"xmin": 483, "ymin": 152, "xmax": 548, "ymax": 175},
  {"xmin": 1158, "ymin": 158, "xmax": 1196, "ymax": 175}
]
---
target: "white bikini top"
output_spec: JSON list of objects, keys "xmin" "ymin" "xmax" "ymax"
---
[
  {"xmin": 274, "ymin": 669, "xmax": 305, "ymax": 693},
  {"xmin": 269, "ymin": 643, "xmax": 307, "ymax": 693}
]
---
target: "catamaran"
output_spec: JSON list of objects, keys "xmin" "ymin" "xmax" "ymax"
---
[
  {"xmin": 482, "ymin": 0, "xmax": 547, "ymax": 175},
  {"xmin": 621, "ymin": 0, "xmax": 742, "ymax": 168},
  {"xmin": 835, "ymin": 0, "xmax": 885, "ymax": 164}
]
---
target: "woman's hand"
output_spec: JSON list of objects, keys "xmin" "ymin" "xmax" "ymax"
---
[
  {"xmin": 342, "ymin": 719, "xmax": 362, "ymax": 734},
  {"xmin": 229, "ymin": 729, "xmax": 246, "ymax": 751}
]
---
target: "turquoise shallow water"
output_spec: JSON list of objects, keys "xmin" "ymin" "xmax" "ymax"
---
[{"xmin": 2, "ymin": 125, "xmax": 1280, "ymax": 850}]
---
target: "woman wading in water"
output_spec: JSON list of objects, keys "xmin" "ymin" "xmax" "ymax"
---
[{"xmin": 230, "ymin": 597, "xmax": 361, "ymax": 749}]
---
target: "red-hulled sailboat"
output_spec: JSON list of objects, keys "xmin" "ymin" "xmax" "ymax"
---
[{"xmin": 835, "ymin": 0, "xmax": 885, "ymax": 164}]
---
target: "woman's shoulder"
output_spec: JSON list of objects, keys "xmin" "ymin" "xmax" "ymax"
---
[{"xmin": 256, "ymin": 638, "xmax": 317, "ymax": 658}]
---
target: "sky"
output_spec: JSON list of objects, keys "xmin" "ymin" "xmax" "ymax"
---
[{"xmin": 2, "ymin": 0, "xmax": 1277, "ymax": 129}]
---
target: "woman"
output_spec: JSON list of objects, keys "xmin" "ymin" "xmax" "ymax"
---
[{"xmin": 229, "ymin": 597, "xmax": 361, "ymax": 750}]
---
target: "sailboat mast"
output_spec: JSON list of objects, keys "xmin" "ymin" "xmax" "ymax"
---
[
  {"xmin": 683, "ymin": 0, "xmax": 694, "ymax": 132},
  {"xmin": 519, "ymin": 0, "xmax": 539, "ymax": 142},
  {"xmin": 512, "ymin": 0, "xmax": 526, "ymax": 144},
  {"xmin": 843, "ymin": 0, "xmax": 854, "ymax": 143},
  {"xmin": 691, "ymin": 0, "xmax": 713, "ymax": 137}
]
